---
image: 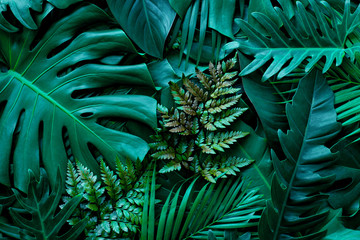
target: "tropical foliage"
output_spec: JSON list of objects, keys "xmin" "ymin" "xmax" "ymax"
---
[
  {"xmin": 1, "ymin": 0, "xmax": 360, "ymax": 239},
  {"xmin": 151, "ymin": 57, "xmax": 253, "ymax": 182}
]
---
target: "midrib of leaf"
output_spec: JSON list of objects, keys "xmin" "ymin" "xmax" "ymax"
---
[
  {"xmin": 272, "ymin": 94, "xmax": 315, "ymax": 240},
  {"xmin": 7, "ymin": 70, "xmax": 116, "ymax": 153},
  {"xmin": 142, "ymin": 0, "xmax": 156, "ymax": 49}
]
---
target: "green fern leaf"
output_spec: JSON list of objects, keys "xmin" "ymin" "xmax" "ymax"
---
[
  {"xmin": 183, "ymin": 75, "xmax": 209, "ymax": 102},
  {"xmin": 196, "ymin": 68, "xmax": 212, "ymax": 90},
  {"xmin": 159, "ymin": 161, "xmax": 182, "ymax": 173},
  {"xmin": 210, "ymin": 87, "xmax": 241, "ymax": 98},
  {"xmin": 205, "ymin": 95, "xmax": 242, "ymax": 113},
  {"xmin": 151, "ymin": 148, "xmax": 176, "ymax": 160},
  {"xmin": 100, "ymin": 160, "xmax": 121, "ymax": 202}
]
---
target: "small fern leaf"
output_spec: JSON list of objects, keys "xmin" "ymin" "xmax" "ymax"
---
[
  {"xmin": 183, "ymin": 75, "xmax": 208, "ymax": 102},
  {"xmin": 196, "ymin": 68, "xmax": 212, "ymax": 90},
  {"xmin": 206, "ymin": 95, "xmax": 242, "ymax": 113},
  {"xmin": 211, "ymin": 87, "xmax": 241, "ymax": 98},
  {"xmin": 151, "ymin": 148, "xmax": 176, "ymax": 160},
  {"xmin": 159, "ymin": 161, "xmax": 182, "ymax": 173},
  {"xmin": 100, "ymin": 160, "xmax": 121, "ymax": 201}
]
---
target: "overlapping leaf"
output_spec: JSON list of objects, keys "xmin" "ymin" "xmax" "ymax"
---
[
  {"xmin": 0, "ymin": 0, "xmax": 83, "ymax": 32},
  {"xmin": 0, "ymin": 4, "xmax": 157, "ymax": 192},
  {"xmin": 236, "ymin": 0, "xmax": 360, "ymax": 81},
  {"xmin": 107, "ymin": 0, "xmax": 176, "ymax": 58},
  {"xmin": 142, "ymin": 176, "xmax": 264, "ymax": 240},
  {"xmin": 9, "ymin": 169, "xmax": 86, "ymax": 240},
  {"xmin": 259, "ymin": 71, "xmax": 341, "ymax": 240}
]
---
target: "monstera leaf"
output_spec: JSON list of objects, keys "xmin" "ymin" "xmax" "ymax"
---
[
  {"xmin": 0, "ymin": 0, "xmax": 83, "ymax": 32},
  {"xmin": 259, "ymin": 71, "xmax": 341, "ymax": 240},
  {"xmin": 107, "ymin": 0, "xmax": 176, "ymax": 58},
  {"xmin": 0, "ymin": 4, "xmax": 157, "ymax": 192}
]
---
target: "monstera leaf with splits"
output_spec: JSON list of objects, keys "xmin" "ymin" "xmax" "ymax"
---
[{"xmin": 0, "ymin": 4, "xmax": 157, "ymax": 192}]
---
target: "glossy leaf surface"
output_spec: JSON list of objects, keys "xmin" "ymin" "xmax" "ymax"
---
[
  {"xmin": 259, "ymin": 71, "xmax": 341, "ymax": 240},
  {"xmin": 0, "ymin": 4, "xmax": 157, "ymax": 192},
  {"xmin": 107, "ymin": 0, "xmax": 176, "ymax": 58}
]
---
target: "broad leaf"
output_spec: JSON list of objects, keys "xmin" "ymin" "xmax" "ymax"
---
[
  {"xmin": 0, "ymin": 4, "xmax": 157, "ymax": 192},
  {"xmin": 107, "ymin": 0, "xmax": 176, "ymax": 58},
  {"xmin": 208, "ymin": 0, "xmax": 236, "ymax": 39},
  {"xmin": 169, "ymin": 0, "xmax": 193, "ymax": 18},
  {"xmin": 236, "ymin": 0, "xmax": 360, "ymax": 81},
  {"xmin": 259, "ymin": 71, "xmax": 341, "ymax": 240},
  {"xmin": 9, "ymin": 168, "xmax": 87, "ymax": 240}
]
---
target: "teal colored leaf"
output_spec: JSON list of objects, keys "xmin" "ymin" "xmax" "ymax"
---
[
  {"xmin": 107, "ymin": 0, "xmax": 176, "ymax": 58},
  {"xmin": 237, "ymin": 0, "xmax": 360, "ymax": 81},
  {"xmin": 0, "ymin": 0, "xmax": 42, "ymax": 31},
  {"xmin": 143, "ymin": 177, "xmax": 264, "ymax": 239},
  {"xmin": 259, "ymin": 71, "xmax": 341, "ymax": 240},
  {"xmin": 248, "ymin": 0, "xmax": 281, "ymax": 34},
  {"xmin": 208, "ymin": 0, "xmax": 236, "ymax": 39},
  {"xmin": 242, "ymin": 71, "xmax": 291, "ymax": 148},
  {"xmin": 0, "ymin": 0, "xmax": 84, "ymax": 32},
  {"xmin": 47, "ymin": 0, "xmax": 83, "ymax": 9},
  {"xmin": 9, "ymin": 169, "xmax": 87, "ymax": 240},
  {"xmin": 0, "ymin": 4, "xmax": 157, "ymax": 192},
  {"xmin": 169, "ymin": 0, "xmax": 193, "ymax": 18}
]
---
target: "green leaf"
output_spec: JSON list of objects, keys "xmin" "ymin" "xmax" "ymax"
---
[
  {"xmin": 237, "ymin": 0, "xmax": 360, "ymax": 81},
  {"xmin": 9, "ymin": 168, "xmax": 87, "ymax": 240},
  {"xmin": 169, "ymin": 0, "xmax": 193, "ymax": 18},
  {"xmin": 242, "ymin": 68, "xmax": 293, "ymax": 148},
  {"xmin": 0, "ymin": 0, "xmax": 84, "ymax": 32},
  {"xmin": 107, "ymin": 0, "xmax": 176, "ymax": 58},
  {"xmin": 0, "ymin": 0, "xmax": 42, "ymax": 31},
  {"xmin": 146, "ymin": 177, "xmax": 264, "ymax": 239},
  {"xmin": 0, "ymin": 4, "xmax": 157, "ymax": 192},
  {"xmin": 208, "ymin": 0, "xmax": 236, "ymax": 39},
  {"xmin": 248, "ymin": 0, "xmax": 281, "ymax": 34},
  {"xmin": 259, "ymin": 71, "xmax": 341, "ymax": 240}
]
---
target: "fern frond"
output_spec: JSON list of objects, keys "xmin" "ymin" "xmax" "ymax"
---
[
  {"xmin": 205, "ymin": 95, "xmax": 242, "ymax": 113},
  {"xmin": 100, "ymin": 159, "xmax": 121, "ymax": 203},
  {"xmin": 65, "ymin": 161, "xmax": 83, "ymax": 197},
  {"xmin": 77, "ymin": 161, "xmax": 105, "ymax": 211},
  {"xmin": 159, "ymin": 161, "xmax": 182, "ymax": 173},
  {"xmin": 211, "ymin": 87, "xmax": 241, "ymax": 98},
  {"xmin": 151, "ymin": 147, "xmax": 176, "ymax": 160},
  {"xmin": 213, "ymin": 107, "xmax": 247, "ymax": 129},
  {"xmin": 196, "ymin": 67, "xmax": 212, "ymax": 90},
  {"xmin": 183, "ymin": 75, "xmax": 209, "ymax": 102},
  {"xmin": 157, "ymin": 104, "xmax": 169, "ymax": 116}
]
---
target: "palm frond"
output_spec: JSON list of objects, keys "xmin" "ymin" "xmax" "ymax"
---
[{"xmin": 142, "ymin": 176, "xmax": 264, "ymax": 240}]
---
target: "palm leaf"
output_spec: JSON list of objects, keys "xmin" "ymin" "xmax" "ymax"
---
[
  {"xmin": 0, "ymin": 4, "xmax": 157, "ymax": 192},
  {"xmin": 236, "ymin": 0, "xmax": 360, "ymax": 81},
  {"xmin": 259, "ymin": 71, "xmax": 341, "ymax": 239},
  {"xmin": 107, "ymin": 0, "xmax": 176, "ymax": 58},
  {"xmin": 142, "ymin": 176, "xmax": 264, "ymax": 240},
  {"xmin": 9, "ymin": 168, "xmax": 87, "ymax": 240}
]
